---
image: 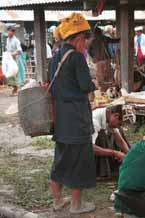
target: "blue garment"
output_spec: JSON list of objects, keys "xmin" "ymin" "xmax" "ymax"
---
[
  {"xmin": 137, "ymin": 35, "xmax": 141, "ymax": 45},
  {"xmin": 17, "ymin": 52, "xmax": 26, "ymax": 86},
  {"xmin": 107, "ymin": 43, "xmax": 115, "ymax": 58}
]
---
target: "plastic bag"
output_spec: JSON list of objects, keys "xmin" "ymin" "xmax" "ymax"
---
[
  {"xmin": 21, "ymin": 79, "xmax": 38, "ymax": 90},
  {"xmin": 2, "ymin": 51, "xmax": 18, "ymax": 78}
]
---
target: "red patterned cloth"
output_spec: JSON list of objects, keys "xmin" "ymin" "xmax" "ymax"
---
[
  {"xmin": 137, "ymin": 44, "xmax": 145, "ymax": 65},
  {"xmin": 0, "ymin": 67, "xmax": 4, "ymax": 83}
]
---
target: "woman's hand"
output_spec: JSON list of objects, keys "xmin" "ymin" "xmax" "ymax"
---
[
  {"xmin": 11, "ymin": 51, "xmax": 21, "ymax": 58},
  {"xmin": 11, "ymin": 52, "xmax": 16, "ymax": 58},
  {"xmin": 113, "ymin": 151, "xmax": 125, "ymax": 162}
]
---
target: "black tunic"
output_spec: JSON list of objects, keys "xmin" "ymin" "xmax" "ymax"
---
[
  {"xmin": 48, "ymin": 43, "xmax": 96, "ymax": 188},
  {"xmin": 48, "ymin": 43, "xmax": 96, "ymax": 145}
]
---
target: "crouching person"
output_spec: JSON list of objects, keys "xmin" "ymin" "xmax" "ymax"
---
[{"xmin": 92, "ymin": 105, "xmax": 130, "ymax": 178}]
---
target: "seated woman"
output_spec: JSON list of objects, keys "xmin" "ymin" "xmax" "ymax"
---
[
  {"xmin": 92, "ymin": 104, "xmax": 130, "ymax": 178},
  {"xmin": 115, "ymin": 138, "xmax": 145, "ymax": 217}
]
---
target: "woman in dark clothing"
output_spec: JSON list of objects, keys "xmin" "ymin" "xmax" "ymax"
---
[{"xmin": 48, "ymin": 13, "xmax": 98, "ymax": 214}]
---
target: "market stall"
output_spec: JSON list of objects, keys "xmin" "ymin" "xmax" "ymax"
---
[{"xmin": 0, "ymin": 0, "xmax": 145, "ymax": 92}]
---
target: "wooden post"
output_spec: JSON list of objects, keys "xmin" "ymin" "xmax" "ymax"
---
[
  {"xmin": 120, "ymin": 0, "xmax": 134, "ymax": 92},
  {"xmin": 116, "ymin": 5, "xmax": 120, "ymax": 38},
  {"xmin": 15, "ymin": 21, "xmax": 25, "ymax": 44},
  {"xmin": 34, "ymin": 7, "xmax": 47, "ymax": 82}
]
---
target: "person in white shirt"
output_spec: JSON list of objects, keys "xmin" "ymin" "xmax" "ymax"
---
[
  {"xmin": 6, "ymin": 25, "xmax": 23, "ymax": 95},
  {"xmin": 134, "ymin": 26, "xmax": 145, "ymax": 65},
  {"xmin": 7, "ymin": 29, "xmax": 22, "ymax": 55},
  {"xmin": 46, "ymin": 44, "xmax": 52, "ymax": 59},
  {"xmin": 92, "ymin": 105, "xmax": 130, "ymax": 177}
]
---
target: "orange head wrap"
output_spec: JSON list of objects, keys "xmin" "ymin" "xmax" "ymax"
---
[{"xmin": 56, "ymin": 13, "xmax": 90, "ymax": 40}]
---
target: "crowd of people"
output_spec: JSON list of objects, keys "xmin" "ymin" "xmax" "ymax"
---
[{"xmin": 47, "ymin": 13, "xmax": 145, "ymax": 217}]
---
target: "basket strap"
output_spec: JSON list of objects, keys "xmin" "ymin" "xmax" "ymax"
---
[
  {"xmin": 18, "ymin": 49, "xmax": 75, "ymax": 112},
  {"xmin": 48, "ymin": 49, "xmax": 75, "ymax": 91}
]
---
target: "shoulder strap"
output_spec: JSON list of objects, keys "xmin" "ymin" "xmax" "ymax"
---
[
  {"xmin": 48, "ymin": 49, "xmax": 74, "ymax": 91},
  {"xmin": 54, "ymin": 49, "xmax": 74, "ymax": 78}
]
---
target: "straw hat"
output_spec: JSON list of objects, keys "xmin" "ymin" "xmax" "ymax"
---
[{"xmin": 58, "ymin": 13, "xmax": 90, "ymax": 40}]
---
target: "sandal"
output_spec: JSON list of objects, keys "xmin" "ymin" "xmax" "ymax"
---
[
  {"xmin": 53, "ymin": 196, "xmax": 71, "ymax": 211},
  {"xmin": 70, "ymin": 201, "xmax": 96, "ymax": 214}
]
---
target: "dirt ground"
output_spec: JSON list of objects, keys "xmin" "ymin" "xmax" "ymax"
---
[{"xmin": 0, "ymin": 86, "xmax": 143, "ymax": 218}]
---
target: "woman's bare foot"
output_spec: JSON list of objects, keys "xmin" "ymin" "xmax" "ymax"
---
[{"xmin": 53, "ymin": 196, "xmax": 71, "ymax": 211}]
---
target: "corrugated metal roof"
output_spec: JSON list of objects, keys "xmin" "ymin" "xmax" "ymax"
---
[
  {"xmin": 1, "ymin": 10, "xmax": 145, "ymax": 22},
  {"xmin": 0, "ymin": 0, "xmax": 74, "ymax": 8},
  {"xmin": 0, "ymin": 10, "xmax": 96, "ymax": 21}
]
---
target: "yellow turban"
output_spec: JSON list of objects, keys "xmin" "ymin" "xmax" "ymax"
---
[{"xmin": 58, "ymin": 13, "xmax": 90, "ymax": 40}]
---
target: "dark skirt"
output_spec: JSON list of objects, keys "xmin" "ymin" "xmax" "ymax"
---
[
  {"xmin": 95, "ymin": 129, "xmax": 120, "ymax": 178},
  {"xmin": 51, "ymin": 142, "xmax": 96, "ymax": 189},
  {"xmin": 6, "ymin": 75, "xmax": 18, "ymax": 86}
]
